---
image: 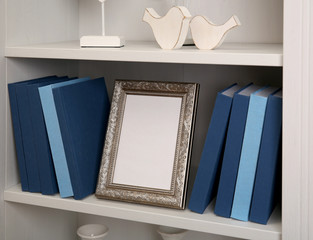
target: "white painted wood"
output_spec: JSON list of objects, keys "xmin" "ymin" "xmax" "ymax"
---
[
  {"xmin": 190, "ymin": 15, "xmax": 240, "ymax": 50},
  {"xmin": 6, "ymin": 0, "xmax": 79, "ymax": 46},
  {"xmin": 2, "ymin": 0, "xmax": 302, "ymax": 239},
  {"xmin": 5, "ymin": 203, "xmax": 77, "ymax": 240},
  {"xmin": 5, "ymin": 0, "xmax": 284, "ymax": 44},
  {"xmin": 0, "ymin": 0, "xmax": 6, "ymax": 240},
  {"xmin": 283, "ymin": 0, "xmax": 313, "ymax": 239},
  {"xmin": 5, "ymin": 0, "xmax": 283, "ymax": 44},
  {"xmin": 310, "ymin": 3, "xmax": 313, "ymax": 239},
  {"xmin": 188, "ymin": 0, "xmax": 283, "ymax": 44},
  {"xmin": 84, "ymin": 215, "xmax": 160, "ymax": 240},
  {"xmin": 4, "ymin": 184, "xmax": 282, "ymax": 240},
  {"xmin": 78, "ymin": 214, "xmax": 239, "ymax": 240},
  {"xmin": 79, "ymin": 0, "xmax": 103, "ymax": 37},
  {"xmin": 2, "ymin": 59, "xmax": 282, "ymax": 240},
  {"xmin": 83, "ymin": 0, "xmax": 283, "ymax": 43},
  {"xmin": 80, "ymin": 216, "xmax": 155, "ymax": 240},
  {"xmin": 5, "ymin": 41, "xmax": 283, "ymax": 66},
  {"xmin": 143, "ymin": 6, "xmax": 191, "ymax": 49},
  {"xmin": 78, "ymin": 214, "xmax": 162, "ymax": 240}
]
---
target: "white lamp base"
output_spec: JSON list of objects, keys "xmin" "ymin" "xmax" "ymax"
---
[{"xmin": 80, "ymin": 36, "xmax": 125, "ymax": 48}]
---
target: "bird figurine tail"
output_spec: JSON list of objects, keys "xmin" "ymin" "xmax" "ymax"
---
[
  {"xmin": 221, "ymin": 15, "xmax": 241, "ymax": 36},
  {"xmin": 190, "ymin": 15, "xmax": 241, "ymax": 50},
  {"xmin": 143, "ymin": 6, "xmax": 192, "ymax": 50}
]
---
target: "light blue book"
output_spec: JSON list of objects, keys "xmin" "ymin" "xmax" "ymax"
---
[
  {"xmin": 39, "ymin": 77, "xmax": 90, "ymax": 198},
  {"xmin": 231, "ymin": 86, "xmax": 279, "ymax": 221}
]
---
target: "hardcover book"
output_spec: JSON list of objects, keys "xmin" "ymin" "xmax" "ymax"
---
[
  {"xmin": 8, "ymin": 76, "xmax": 56, "ymax": 192},
  {"xmin": 53, "ymin": 77, "xmax": 110, "ymax": 200},
  {"xmin": 214, "ymin": 84, "xmax": 261, "ymax": 218},
  {"xmin": 188, "ymin": 84, "xmax": 241, "ymax": 214},
  {"xmin": 27, "ymin": 76, "xmax": 70, "ymax": 195},
  {"xmin": 231, "ymin": 86, "xmax": 280, "ymax": 221},
  {"xmin": 249, "ymin": 90, "xmax": 282, "ymax": 224},
  {"xmin": 39, "ymin": 77, "xmax": 90, "ymax": 198}
]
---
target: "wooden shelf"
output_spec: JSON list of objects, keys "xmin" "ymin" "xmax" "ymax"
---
[
  {"xmin": 5, "ymin": 41, "xmax": 283, "ymax": 66},
  {"xmin": 4, "ymin": 184, "xmax": 281, "ymax": 240}
]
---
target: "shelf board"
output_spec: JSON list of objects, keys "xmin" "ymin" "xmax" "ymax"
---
[
  {"xmin": 4, "ymin": 184, "xmax": 281, "ymax": 240},
  {"xmin": 5, "ymin": 41, "xmax": 283, "ymax": 66}
]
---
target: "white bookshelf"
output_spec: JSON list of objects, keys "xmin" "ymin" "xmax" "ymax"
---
[
  {"xmin": 5, "ymin": 41, "xmax": 283, "ymax": 66},
  {"xmin": 2, "ymin": 58, "xmax": 283, "ymax": 240},
  {"xmin": 4, "ymin": 184, "xmax": 281, "ymax": 240},
  {"xmin": 3, "ymin": 0, "xmax": 313, "ymax": 240}
]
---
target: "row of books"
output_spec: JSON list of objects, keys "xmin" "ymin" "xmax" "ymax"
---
[
  {"xmin": 188, "ymin": 83, "xmax": 282, "ymax": 225},
  {"xmin": 8, "ymin": 76, "xmax": 110, "ymax": 200}
]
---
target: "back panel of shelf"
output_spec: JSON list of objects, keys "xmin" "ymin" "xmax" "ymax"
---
[
  {"xmin": 77, "ymin": 60, "xmax": 282, "ymax": 176},
  {"xmin": 6, "ymin": 0, "xmax": 283, "ymax": 46},
  {"xmin": 5, "ymin": 202, "xmax": 77, "ymax": 240},
  {"xmin": 5, "ymin": 200, "xmax": 244, "ymax": 240},
  {"xmin": 76, "ymin": 213, "xmax": 244, "ymax": 240},
  {"xmin": 5, "ymin": 58, "xmax": 282, "ymax": 240},
  {"xmin": 5, "ymin": 58, "xmax": 283, "ymax": 189}
]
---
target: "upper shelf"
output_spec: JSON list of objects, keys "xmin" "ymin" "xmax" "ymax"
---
[
  {"xmin": 4, "ymin": 184, "xmax": 281, "ymax": 240},
  {"xmin": 5, "ymin": 41, "xmax": 283, "ymax": 66}
]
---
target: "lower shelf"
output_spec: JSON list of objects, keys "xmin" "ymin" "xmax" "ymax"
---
[{"xmin": 4, "ymin": 184, "xmax": 281, "ymax": 240}]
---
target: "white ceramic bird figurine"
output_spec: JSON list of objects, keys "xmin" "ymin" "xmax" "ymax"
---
[
  {"xmin": 143, "ymin": 6, "xmax": 192, "ymax": 50},
  {"xmin": 190, "ymin": 15, "xmax": 241, "ymax": 50}
]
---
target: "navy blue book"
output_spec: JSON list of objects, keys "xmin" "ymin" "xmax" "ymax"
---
[
  {"xmin": 53, "ymin": 77, "xmax": 110, "ymax": 200},
  {"xmin": 8, "ymin": 76, "xmax": 56, "ymax": 192},
  {"xmin": 249, "ymin": 90, "xmax": 282, "ymax": 224},
  {"xmin": 16, "ymin": 76, "xmax": 61, "ymax": 193},
  {"xmin": 188, "ymin": 84, "xmax": 241, "ymax": 214},
  {"xmin": 27, "ymin": 76, "xmax": 70, "ymax": 195},
  {"xmin": 214, "ymin": 84, "xmax": 261, "ymax": 218}
]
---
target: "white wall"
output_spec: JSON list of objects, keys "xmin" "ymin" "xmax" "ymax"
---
[
  {"xmin": 79, "ymin": 0, "xmax": 283, "ymax": 43},
  {"xmin": 0, "ymin": 0, "xmax": 6, "ymax": 238},
  {"xmin": 6, "ymin": 0, "xmax": 79, "ymax": 46},
  {"xmin": 5, "ymin": 0, "xmax": 284, "ymax": 45}
]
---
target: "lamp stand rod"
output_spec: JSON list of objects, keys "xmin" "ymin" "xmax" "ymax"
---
[{"xmin": 101, "ymin": 1, "xmax": 105, "ymax": 36}]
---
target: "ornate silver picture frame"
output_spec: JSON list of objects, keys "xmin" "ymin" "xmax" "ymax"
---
[{"xmin": 96, "ymin": 80, "xmax": 199, "ymax": 209}]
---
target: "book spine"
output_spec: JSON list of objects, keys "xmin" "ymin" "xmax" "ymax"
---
[
  {"xmin": 188, "ymin": 93, "xmax": 233, "ymax": 214},
  {"xmin": 39, "ymin": 86, "xmax": 74, "ymax": 198},
  {"xmin": 214, "ymin": 94, "xmax": 250, "ymax": 218},
  {"xmin": 231, "ymin": 94, "xmax": 268, "ymax": 221},
  {"xmin": 8, "ymin": 84, "xmax": 29, "ymax": 191},
  {"xmin": 249, "ymin": 95, "xmax": 282, "ymax": 224}
]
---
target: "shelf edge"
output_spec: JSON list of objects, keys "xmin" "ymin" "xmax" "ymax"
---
[{"xmin": 4, "ymin": 185, "xmax": 282, "ymax": 240}]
